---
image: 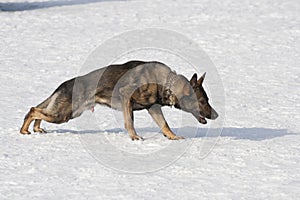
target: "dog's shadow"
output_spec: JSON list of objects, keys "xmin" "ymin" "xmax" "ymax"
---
[
  {"xmin": 48, "ymin": 126, "xmax": 295, "ymax": 141},
  {"xmin": 0, "ymin": 0, "xmax": 123, "ymax": 12}
]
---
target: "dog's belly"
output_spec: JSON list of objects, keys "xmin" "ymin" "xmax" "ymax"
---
[
  {"xmin": 95, "ymin": 95, "xmax": 123, "ymax": 111},
  {"xmin": 132, "ymin": 102, "xmax": 151, "ymax": 110}
]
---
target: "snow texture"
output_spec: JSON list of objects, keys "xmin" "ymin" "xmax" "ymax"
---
[{"xmin": 0, "ymin": 0, "xmax": 299, "ymax": 199}]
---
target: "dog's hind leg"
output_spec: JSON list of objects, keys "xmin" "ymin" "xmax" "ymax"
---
[
  {"xmin": 20, "ymin": 108, "xmax": 35, "ymax": 134},
  {"xmin": 29, "ymin": 96, "xmax": 53, "ymax": 133},
  {"xmin": 20, "ymin": 107, "xmax": 63, "ymax": 134},
  {"xmin": 33, "ymin": 120, "xmax": 46, "ymax": 133},
  {"xmin": 148, "ymin": 104, "xmax": 184, "ymax": 140},
  {"xmin": 20, "ymin": 108, "xmax": 46, "ymax": 134}
]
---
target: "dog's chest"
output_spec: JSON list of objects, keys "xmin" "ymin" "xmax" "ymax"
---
[{"xmin": 131, "ymin": 84, "xmax": 158, "ymax": 106}]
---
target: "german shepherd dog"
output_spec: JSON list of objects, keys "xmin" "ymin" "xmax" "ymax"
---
[{"xmin": 20, "ymin": 61, "xmax": 218, "ymax": 140}]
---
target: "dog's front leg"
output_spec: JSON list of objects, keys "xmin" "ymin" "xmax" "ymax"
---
[
  {"xmin": 148, "ymin": 104, "xmax": 184, "ymax": 140},
  {"xmin": 122, "ymin": 98, "xmax": 143, "ymax": 141},
  {"xmin": 119, "ymin": 89, "xmax": 143, "ymax": 141}
]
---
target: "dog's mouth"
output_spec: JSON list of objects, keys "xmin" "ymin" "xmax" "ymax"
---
[
  {"xmin": 192, "ymin": 112, "xmax": 207, "ymax": 124},
  {"xmin": 198, "ymin": 114, "xmax": 207, "ymax": 124}
]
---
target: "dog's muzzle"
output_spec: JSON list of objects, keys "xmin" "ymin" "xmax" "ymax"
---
[
  {"xmin": 193, "ymin": 109, "xmax": 218, "ymax": 124},
  {"xmin": 210, "ymin": 109, "xmax": 219, "ymax": 120}
]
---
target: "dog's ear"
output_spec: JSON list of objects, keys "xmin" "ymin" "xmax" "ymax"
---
[
  {"xmin": 190, "ymin": 73, "xmax": 198, "ymax": 87},
  {"xmin": 183, "ymin": 82, "xmax": 191, "ymax": 96},
  {"xmin": 197, "ymin": 72, "xmax": 206, "ymax": 86}
]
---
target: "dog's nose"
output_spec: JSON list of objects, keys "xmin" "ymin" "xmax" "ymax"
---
[{"xmin": 211, "ymin": 109, "xmax": 218, "ymax": 119}]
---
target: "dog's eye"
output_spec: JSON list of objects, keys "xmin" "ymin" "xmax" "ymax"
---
[{"xmin": 200, "ymin": 98, "xmax": 206, "ymax": 105}]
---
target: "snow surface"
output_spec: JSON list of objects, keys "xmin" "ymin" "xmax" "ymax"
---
[{"xmin": 1, "ymin": 0, "xmax": 299, "ymax": 199}]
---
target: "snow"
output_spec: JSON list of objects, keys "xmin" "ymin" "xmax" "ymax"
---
[{"xmin": 1, "ymin": 0, "xmax": 299, "ymax": 199}]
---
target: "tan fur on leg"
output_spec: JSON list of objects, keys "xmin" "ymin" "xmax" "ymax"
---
[
  {"xmin": 148, "ymin": 105, "xmax": 184, "ymax": 140},
  {"xmin": 20, "ymin": 107, "xmax": 57, "ymax": 134},
  {"xmin": 33, "ymin": 120, "xmax": 46, "ymax": 133}
]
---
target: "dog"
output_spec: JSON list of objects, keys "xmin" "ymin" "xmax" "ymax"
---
[{"xmin": 20, "ymin": 60, "xmax": 218, "ymax": 140}]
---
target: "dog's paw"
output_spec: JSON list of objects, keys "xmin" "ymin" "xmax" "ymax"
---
[
  {"xmin": 174, "ymin": 136, "xmax": 185, "ymax": 140},
  {"xmin": 167, "ymin": 135, "xmax": 185, "ymax": 140},
  {"xmin": 130, "ymin": 135, "xmax": 144, "ymax": 141},
  {"xmin": 20, "ymin": 130, "xmax": 31, "ymax": 135},
  {"xmin": 34, "ymin": 127, "xmax": 47, "ymax": 133}
]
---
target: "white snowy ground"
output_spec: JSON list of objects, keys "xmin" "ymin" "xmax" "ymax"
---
[{"xmin": 1, "ymin": 0, "xmax": 299, "ymax": 199}]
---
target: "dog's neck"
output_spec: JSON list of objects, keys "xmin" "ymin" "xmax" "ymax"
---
[{"xmin": 161, "ymin": 71, "xmax": 179, "ymax": 106}]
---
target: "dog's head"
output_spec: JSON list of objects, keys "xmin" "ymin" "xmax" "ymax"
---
[{"xmin": 175, "ymin": 73, "xmax": 218, "ymax": 124}]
